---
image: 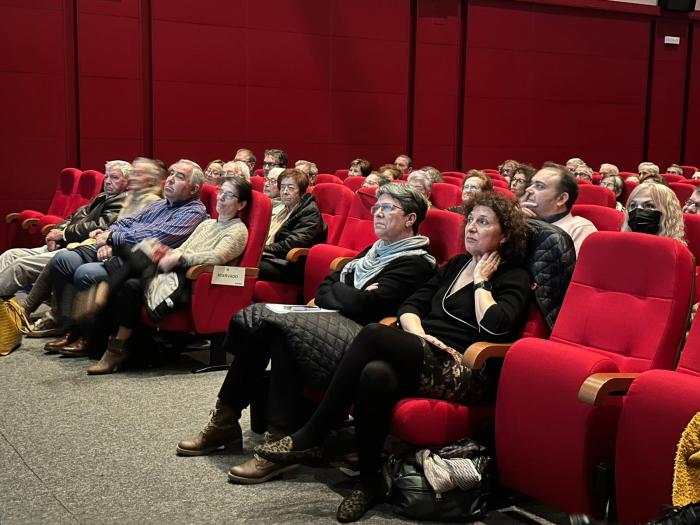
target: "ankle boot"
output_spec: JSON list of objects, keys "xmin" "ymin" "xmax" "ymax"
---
[
  {"xmin": 176, "ymin": 399, "xmax": 243, "ymax": 456},
  {"xmin": 86, "ymin": 337, "xmax": 129, "ymax": 375}
]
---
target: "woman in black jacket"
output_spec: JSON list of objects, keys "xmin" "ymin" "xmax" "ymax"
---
[
  {"xmin": 259, "ymin": 168, "xmax": 326, "ymax": 284},
  {"xmin": 256, "ymin": 191, "xmax": 531, "ymax": 522},
  {"xmin": 176, "ymin": 184, "xmax": 437, "ymax": 482}
]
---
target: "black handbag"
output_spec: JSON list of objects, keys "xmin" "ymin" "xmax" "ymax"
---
[{"xmin": 383, "ymin": 438, "xmax": 491, "ymax": 522}]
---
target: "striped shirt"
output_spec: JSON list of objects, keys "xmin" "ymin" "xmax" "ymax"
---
[{"xmin": 108, "ymin": 197, "xmax": 206, "ymax": 248}]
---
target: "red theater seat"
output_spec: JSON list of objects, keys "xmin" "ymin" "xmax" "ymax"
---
[
  {"xmin": 342, "ymin": 176, "xmax": 365, "ymax": 192},
  {"xmin": 494, "ymin": 187, "xmax": 516, "ymax": 200},
  {"xmin": 491, "ymin": 179, "xmax": 509, "ymax": 189},
  {"xmin": 663, "ymin": 173, "xmax": 685, "ymax": 184},
  {"xmin": 619, "ymin": 171, "xmax": 638, "ymax": 180},
  {"xmin": 606, "ymin": 316, "xmax": 700, "ymax": 525},
  {"xmin": 6, "ymin": 168, "xmax": 81, "ymax": 248},
  {"xmin": 495, "ymin": 232, "xmax": 693, "ymax": 518},
  {"xmin": 334, "ymin": 169, "xmax": 350, "ymax": 180},
  {"xmin": 144, "ymin": 191, "xmax": 272, "ymax": 366},
  {"xmin": 669, "ymin": 182, "xmax": 695, "ymax": 206},
  {"xmin": 418, "ymin": 208, "xmax": 464, "ymax": 265},
  {"xmin": 430, "ymin": 183, "xmax": 462, "ymax": 210},
  {"xmin": 572, "ymin": 204, "xmax": 623, "ymax": 232},
  {"xmin": 254, "ymin": 168, "xmax": 264, "ymax": 177},
  {"xmin": 576, "ymin": 184, "xmax": 616, "ymax": 207},
  {"xmin": 441, "ymin": 171, "xmax": 466, "ymax": 180},
  {"xmin": 316, "ymin": 174, "xmax": 342, "ymax": 185},
  {"xmin": 250, "ymin": 177, "xmax": 265, "ymax": 192},
  {"xmin": 681, "ymin": 165, "xmax": 698, "ymax": 177},
  {"xmin": 621, "ymin": 179, "xmax": 639, "ymax": 205},
  {"xmin": 442, "ymin": 175, "xmax": 463, "ymax": 187},
  {"xmin": 683, "ymin": 213, "xmax": 700, "ymax": 298},
  {"xmin": 199, "ymin": 184, "xmax": 220, "ymax": 218}
]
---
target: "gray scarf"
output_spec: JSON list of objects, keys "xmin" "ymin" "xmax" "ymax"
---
[{"xmin": 340, "ymin": 235, "xmax": 436, "ymax": 290}]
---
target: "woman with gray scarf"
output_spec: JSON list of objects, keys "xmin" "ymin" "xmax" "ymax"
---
[{"xmin": 176, "ymin": 184, "xmax": 436, "ymax": 482}]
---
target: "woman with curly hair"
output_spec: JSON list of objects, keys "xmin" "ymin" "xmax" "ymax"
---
[
  {"xmin": 622, "ymin": 183, "xmax": 686, "ymax": 245},
  {"xmin": 255, "ymin": 191, "xmax": 532, "ymax": 522}
]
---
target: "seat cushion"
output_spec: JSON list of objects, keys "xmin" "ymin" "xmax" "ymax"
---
[
  {"xmin": 253, "ymin": 281, "xmax": 301, "ymax": 304},
  {"xmin": 392, "ymin": 397, "xmax": 494, "ymax": 447}
]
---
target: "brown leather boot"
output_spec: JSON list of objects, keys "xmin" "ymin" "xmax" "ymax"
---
[
  {"xmin": 58, "ymin": 337, "xmax": 94, "ymax": 358},
  {"xmin": 176, "ymin": 399, "xmax": 242, "ymax": 456},
  {"xmin": 44, "ymin": 332, "xmax": 77, "ymax": 353},
  {"xmin": 228, "ymin": 454, "xmax": 299, "ymax": 484},
  {"xmin": 86, "ymin": 337, "xmax": 129, "ymax": 375}
]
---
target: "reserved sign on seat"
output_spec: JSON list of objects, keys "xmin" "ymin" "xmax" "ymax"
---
[{"xmin": 211, "ymin": 266, "xmax": 245, "ymax": 286}]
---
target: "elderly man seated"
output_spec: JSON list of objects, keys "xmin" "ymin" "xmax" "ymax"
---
[
  {"xmin": 0, "ymin": 160, "xmax": 130, "ymax": 301},
  {"xmin": 666, "ymin": 164, "xmax": 684, "ymax": 177},
  {"xmin": 221, "ymin": 160, "xmax": 251, "ymax": 181},
  {"xmin": 573, "ymin": 164, "xmax": 593, "ymax": 183},
  {"xmin": 521, "ymin": 163, "xmax": 597, "ymax": 255},
  {"xmin": 295, "ymin": 160, "xmax": 319, "ymax": 187},
  {"xmin": 638, "ymin": 162, "xmax": 663, "ymax": 184},
  {"xmin": 394, "ymin": 154, "xmax": 412, "ymax": 175},
  {"xmin": 683, "ymin": 187, "xmax": 700, "ymax": 214},
  {"xmin": 599, "ymin": 163, "xmax": 619, "ymax": 178},
  {"xmin": 43, "ymin": 159, "xmax": 207, "ymax": 356},
  {"xmin": 406, "ymin": 170, "xmax": 433, "ymax": 208},
  {"xmin": 262, "ymin": 149, "xmax": 288, "ymax": 177},
  {"xmin": 565, "ymin": 157, "xmax": 586, "ymax": 173},
  {"xmin": 233, "ymin": 148, "xmax": 256, "ymax": 175}
]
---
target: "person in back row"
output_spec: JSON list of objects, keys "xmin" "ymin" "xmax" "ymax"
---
[
  {"xmin": 520, "ymin": 163, "xmax": 597, "ymax": 255},
  {"xmin": 258, "ymin": 169, "xmax": 326, "ymax": 284},
  {"xmin": 683, "ymin": 186, "xmax": 700, "ymax": 215},
  {"xmin": 176, "ymin": 183, "xmax": 436, "ymax": 487}
]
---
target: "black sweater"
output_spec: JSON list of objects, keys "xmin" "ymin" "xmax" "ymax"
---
[
  {"xmin": 398, "ymin": 253, "xmax": 531, "ymax": 350},
  {"xmin": 315, "ymin": 246, "xmax": 436, "ymax": 325}
]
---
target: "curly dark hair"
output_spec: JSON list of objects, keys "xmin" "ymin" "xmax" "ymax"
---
[{"xmin": 461, "ymin": 191, "xmax": 528, "ymax": 261}]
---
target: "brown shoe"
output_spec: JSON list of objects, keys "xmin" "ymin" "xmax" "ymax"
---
[
  {"xmin": 228, "ymin": 455, "xmax": 299, "ymax": 484},
  {"xmin": 176, "ymin": 399, "xmax": 242, "ymax": 456},
  {"xmin": 86, "ymin": 337, "xmax": 129, "ymax": 375},
  {"xmin": 44, "ymin": 332, "xmax": 76, "ymax": 353},
  {"xmin": 57, "ymin": 337, "xmax": 94, "ymax": 358}
]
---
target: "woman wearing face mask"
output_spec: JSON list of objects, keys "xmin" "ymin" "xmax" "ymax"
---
[{"xmin": 622, "ymin": 183, "xmax": 685, "ymax": 244}]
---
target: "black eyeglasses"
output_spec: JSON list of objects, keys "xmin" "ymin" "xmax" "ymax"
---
[{"xmin": 262, "ymin": 162, "xmax": 280, "ymax": 168}]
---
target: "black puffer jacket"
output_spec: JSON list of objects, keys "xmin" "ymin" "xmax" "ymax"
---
[
  {"xmin": 526, "ymin": 218, "xmax": 576, "ymax": 328},
  {"xmin": 265, "ymin": 193, "xmax": 326, "ymax": 257}
]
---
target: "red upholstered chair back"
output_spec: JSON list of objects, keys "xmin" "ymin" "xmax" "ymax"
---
[
  {"xmin": 669, "ymin": 182, "xmax": 695, "ymax": 206},
  {"xmin": 334, "ymin": 168, "xmax": 350, "ymax": 180},
  {"xmin": 342, "ymin": 176, "xmax": 365, "ymax": 192},
  {"xmin": 571, "ymin": 204, "xmax": 624, "ymax": 232},
  {"xmin": 237, "ymin": 191, "xmax": 272, "ymax": 268},
  {"xmin": 199, "ymin": 184, "xmax": 219, "ymax": 219},
  {"xmin": 592, "ymin": 172, "xmax": 602, "ymax": 185},
  {"xmin": 482, "ymin": 168, "xmax": 499, "ymax": 175},
  {"xmin": 684, "ymin": 178, "xmax": 700, "ymax": 187},
  {"xmin": 254, "ymin": 168, "xmax": 263, "ymax": 177},
  {"xmin": 49, "ymin": 168, "xmax": 81, "ymax": 216},
  {"xmin": 491, "ymin": 179, "xmax": 509, "ymax": 189},
  {"xmin": 576, "ymin": 184, "xmax": 616, "ymax": 207},
  {"xmin": 441, "ymin": 171, "xmax": 466, "ymax": 180},
  {"xmin": 619, "ymin": 171, "xmax": 638, "ymax": 179},
  {"xmin": 335, "ymin": 187, "xmax": 378, "ymax": 251},
  {"xmin": 551, "ymin": 232, "xmax": 693, "ymax": 372},
  {"xmin": 65, "ymin": 170, "xmax": 104, "ymax": 214},
  {"xmin": 494, "ymin": 186, "xmax": 516, "ymax": 200},
  {"xmin": 312, "ymin": 183, "xmax": 354, "ymax": 245},
  {"xmin": 418, "ymin": 209, "xmax": 465, "ymax": 265},
  {"xmin": 430, "ymin": 183, "xmax": 462, "ymax": 210},
  {"xmin": 663, "ymin": 173, "xmax": 684, "ymax": 184},
  {"xmin": 441, "ymin": 175, "xmax": 463, "ymax": 187},
  {"xmin": 681, "ymin": 165, "xmax": 698, "ymax": 176},
  {"xmin": 676, "ymin": 311, "xmax": 700, "ymax": 377},
  {"xmin": 316, "ymin": 174, "xmax": 342, "ymax": 185},
  {"xmin": 250, "ymin": 177, "xmax": 264, "ymax": 192},
  {"xmin": 576, "ymin": 178, "xmax": 592, "ymax": 185},
  {"xmin": 621, "ymin": 179, "xmax": 639, "ymax": 204},
  {"xmin": 683, "ymin": 213, "xmax": 700, "ymax": 261},
  {"xmin": 521, "ymin": 303, "xmax": 550, "ymax": 339}
]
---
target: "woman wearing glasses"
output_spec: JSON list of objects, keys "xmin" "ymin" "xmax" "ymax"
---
[
  {"xmin": 256, "ymin": 191, "xmax": 531, "ymax": 522},
  {"xmin": 448, "ymin": 170, "xmax": 493, "ymax": 213},
  {"xmin": 177, "ymin": 184, "xmax": 437, "ymax": 484},
  {"xmin": 79, "ymin": 178, "xmax": 252, "ymax": 374},
  {"xmin": 258, "ymin": 168, "xmax": 326, "ymax": 284}
]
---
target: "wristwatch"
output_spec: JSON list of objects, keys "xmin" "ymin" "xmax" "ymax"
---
[{"xmin": 474, "ymin": 280, "xmax": 492, "ymax": 292}]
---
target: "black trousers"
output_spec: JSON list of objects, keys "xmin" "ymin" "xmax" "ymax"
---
[{"xmin": 218, "ymin": 323, "xmax": 313, "ymax": 432}]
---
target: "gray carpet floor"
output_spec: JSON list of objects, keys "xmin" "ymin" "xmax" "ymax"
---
[{"xmin": 1, "ymin": 336, "xmax": 419, "ymax": 525}]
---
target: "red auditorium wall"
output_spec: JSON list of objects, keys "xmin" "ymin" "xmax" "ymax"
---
[{"xmin": 2, "ymin": 0, "xmax": 699, "ymax": 250}]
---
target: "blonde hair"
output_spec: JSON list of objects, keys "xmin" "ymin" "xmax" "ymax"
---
[{"xmin": 622, "ymin": 183, "xmax": 686, "ymax": 245}]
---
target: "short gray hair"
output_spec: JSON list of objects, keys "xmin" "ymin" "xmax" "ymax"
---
[
  {"xmin": 638, "ymin": 162, "xmax": 660, "ymax": 176},
  {"xmin": 177, "ymin": 159, "xmax": 204, "ymax": 192},
  {"xmin": 295, "ymin": 160, "xmax": 319, "ymax": 177},
  {"xmin": 222, "ymin": 160, "xmax": 250, "ymax": 181},
  {"xmin": 105, "ymin": 160, "xmax": 132, "ymax": 178},
  {"xmin": 566, "ymin": 157, "xmax": 586, "ymax": 168},
  {"xmin": 407, "ymin": 170, "xmax": 433, "ymax": 193},
  {"xmin": 376, "ymin": 182, "xmax": 428, "ymax": 233},
  {"xmin": 600, "ymin": 163, "xmax": 619, "ymax": 176}
]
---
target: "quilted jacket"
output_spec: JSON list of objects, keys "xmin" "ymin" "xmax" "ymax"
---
[{"xmin": 526, "ymin": 218, "xmax": 576, "ymax": 328}]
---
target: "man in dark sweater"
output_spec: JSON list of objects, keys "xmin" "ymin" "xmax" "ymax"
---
[{"xmin": 0, "ymin": 160, "xmax": 130, "ymax": 298}]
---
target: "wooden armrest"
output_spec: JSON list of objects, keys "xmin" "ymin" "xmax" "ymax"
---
[
  {"xmin": 286, "ymin": 248, "xmax": 310, "ymax": 262},
  {"xmin": 41, "ymin": 224, "xmax": 57, "ymax": 236},
  {"xmin": 379, "ymin": 316, "xmax": 397, "ymax": 326},
  {"xmin": 5, "ymin": 213, "xmax": 20, "ymax": 224},
  {"xmin": 462, "ymin": 341, "xmax": 514, "ymax": 369},
  {"xmin": 21, "ymin": 218, "xmax": 39, "ymax": 229},
  {"xmin": 186, "ymin": 265, "xmax": 259, "ymax": 280},
  {"xmin": 307, "ymin": 298, "xmax": 316, "ymax": 307},
  {"xmin": 330, "ymin": 256, "xmax": 353, "ymax": 271},
  {"xmin": 578, "ymin": 373, "xmax": 641, "ymax": 406}
]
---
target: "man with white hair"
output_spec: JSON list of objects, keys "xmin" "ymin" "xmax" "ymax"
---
[
  {"xmin": 638, "ymin": 162, "xmax": 662, "ymax": 184},
  {"xmin": 599, "ymin": 163, "xmax": 619, "ymax": 178},
  {"xmin": 0, "ymin": 160, "xmax": 131, "ymax": 299},
  {"xmin": 221, "ymin": 160, "xmax": 251, "ymax": 181},
  {"xmin": 407, "ymin": 170, "xmax": 433, "ymax": 208},
  {"xmin": 44, "ymin": 159, "xmax": 207, "ymax": 355},
  {"xmin": 565, "ymin": 158, "xmax": 586, "ymax": 173},
  {"xmin": 295, "ymin": 160, "xmax": 319, "ymax": 186}
]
